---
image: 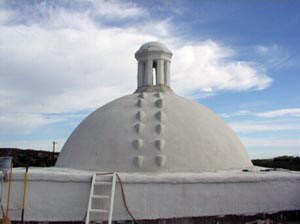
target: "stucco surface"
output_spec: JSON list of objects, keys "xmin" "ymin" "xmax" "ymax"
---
[
  {"xmin": 136, "ymin": 41, "xmax": 172, "ymax": 55},
  {"xmin": 56, "ymin": 92, "xmax": 253, "ymax": 172},
  {"xmin": 1, "ymin": 168, "xmax": 299, "ymax": 222}
]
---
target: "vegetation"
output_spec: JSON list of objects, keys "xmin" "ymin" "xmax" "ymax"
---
[
  {"xmin": 0, "ymin": 148, "xmax": 58, "ymax": 167},
  {"xmin": 252, "ymin": 156, "xmax": 300, "ymax": 171},
  {"xmin": 0, "ymin": 148, "xmax": 299, "ymax": 171}
]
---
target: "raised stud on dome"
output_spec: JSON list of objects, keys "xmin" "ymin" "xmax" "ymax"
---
[
  {"xmin": 136, "ymin": 99, "xmax": 145, "ymax": 108},
  {"xmin": 155, "ymin": 99, "xmax": 163, "ymax": 108},
  {"xmin": 134, "ymin": 155, "xmax": 144, "ymax": 168},
  {"xmin": 138, "ymin": 92, "xmax": 145, "ymax": 98},
  {"xmin": 132, "ymin": 139, "xmax": 143, "ymax": 150},
  {"xmin": 134, "ymin": 42, "xmax": 173, "ymax": 93},
  {"xmin": 135, "ymin": 123, "xmax": 145, "ymax": 134},
  {"xmin": 155, "ymin": 140, "xmax": 165, "ymax": 151},
  {"xmin": 154, "ymin": 92, "xmax": 161, "ymax": 98},
  {"xmin": 155, "ymin": 111, "xmax": 165, "ymax": 121},
  {"xmin": 136, "ymin": 111, "xmax": 146, "ymax": 121},
  {"xmin": 155, "ymin": 155, "xmax": 166, "ymax": 167},
  {"xmin": 156, "ymin": 124, "xmax": 165, "ymax": 134}
]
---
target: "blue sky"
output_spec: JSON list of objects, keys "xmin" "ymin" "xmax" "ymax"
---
[{"xmin": 0, "ymin": 0, "xmax": 299, "ymax": 158}]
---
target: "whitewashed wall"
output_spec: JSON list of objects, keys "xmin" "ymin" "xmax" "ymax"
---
[{"xmin": 0, "ymin": 168, "xmax": 299, "ymax": 222}]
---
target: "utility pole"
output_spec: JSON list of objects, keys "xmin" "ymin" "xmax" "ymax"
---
[{"xmin": 52, "ymin": 141, "xmax": 57, "ymax": 166}]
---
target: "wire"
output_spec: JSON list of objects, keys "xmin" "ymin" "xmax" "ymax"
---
[
  {"xmin": 21, "ymin": 166, "xmax": 29, "ymax": 224},
  {"xmin": 116, "ymin": 173, "xmax": 140, "ymax": 224}
]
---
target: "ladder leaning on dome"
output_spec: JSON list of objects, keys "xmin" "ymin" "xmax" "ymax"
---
[{"xmin": 85, "ymin": 172, "xmax": 117, "ymax": 224}]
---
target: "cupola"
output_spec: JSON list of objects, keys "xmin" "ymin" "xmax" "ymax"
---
[{"xmin": 134, "ymin": 42, "xmax": 173, "ymax": 93}]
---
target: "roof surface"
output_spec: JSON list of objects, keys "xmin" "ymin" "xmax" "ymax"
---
[
  {"xmin": 137, "ymin": 41, "xmax": 172, "ymax": 53},
  {"xmin": 56, "ymin": 91, "xmax": 253, "ymax": 172}
]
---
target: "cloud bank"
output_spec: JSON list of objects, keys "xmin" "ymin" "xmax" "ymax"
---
[{"xmin": 0, "ymin": 0, "xmax": 272, "ymax": 133}]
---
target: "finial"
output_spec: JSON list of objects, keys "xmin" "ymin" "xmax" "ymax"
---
[{"xmin": 134, "ymin": 42, "xmax": 173, "ymax": 93}]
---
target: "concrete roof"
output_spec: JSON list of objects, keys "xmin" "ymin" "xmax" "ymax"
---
[{"xmin": 56, "ymin": 91, "xmax": 253, "ymax": 172}]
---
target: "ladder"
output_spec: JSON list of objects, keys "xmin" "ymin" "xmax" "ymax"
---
[{"xmin": 85, "ymin": 172, "xmax": 117, "ymax": 224}]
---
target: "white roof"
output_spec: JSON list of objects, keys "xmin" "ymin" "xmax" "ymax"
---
[
  {"xmin": 56, "ymin": 91, "xmax": 253, "ymax": 172},
  {"xmin": 136, "ymin": 41, "xmax": 172, "ymax": 54}
]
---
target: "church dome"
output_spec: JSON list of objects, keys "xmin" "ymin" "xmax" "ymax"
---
[{"xmin": 56, "ymin": 42, "xmax": 253, "ymax": 172}]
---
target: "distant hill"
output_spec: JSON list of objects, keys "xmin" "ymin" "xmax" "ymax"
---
[
  {"xmin": 0, "ymin": 148, "xmax": 299, "ymax": 171},
  {"xmin": 252, "ymin": 156, "xmax": 300, "ymax": 171},
  {"xmin": 0, "ymin": 148, "xmax": 58, "ymax": 167}
]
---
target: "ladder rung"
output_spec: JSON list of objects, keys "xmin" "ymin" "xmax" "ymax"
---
[
  {"xmin": 92, "ymin": 195, "xmax": 110, "ymax": 199},
  {"xmin": 90, "ymin": 209, "xmax": 109, "ymax": 213},
  {"xmin": 95, "ymin": 177, "xmax": 112, "ymax": 183},
  {"xmin": 95, "ymin": 173, "xmax": 113, "ymax": 176},
  {"xmin": 94, "ymin": 181, "xmax": 112, "ymax": 185}
]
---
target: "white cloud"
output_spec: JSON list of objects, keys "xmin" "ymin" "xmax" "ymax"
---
[
  {"xmin": 0, "ymin": 19, "xmax": 154, "ymax": 113},
  {"xmin": 222, "ymin": 108, "xmax": 300, "ymax": 118},
  {"xmin": 255, "ymin": 44, "xmax": 279, "ymax": 54},
  {"xmin": 221, "ymin": 110, "xmax": 252, "ymax": 118},
  {"xmin": 229, "ymin": 121, "xmax": 299, "ymax": 133},
  {"xmin": 257, "ymin": 108, "xmax": 300, "ymax": 118},
  {"xmin": 88, "ymin": 0, "xmax": 147, "ymax": 19},
  {"xmin": 0, "ymin": 1, "xmax": 273, "ymax": 134},
  {"xmin": 254, "ymin": 44, "xmax": 296, "ymax": 69},
  {"xmin": 0, "ymin": 113, "xmax": 62, "ymax": 134},
  {"xmin": 242, "ymin": 136, "xmax": 299, "ymax": 159},
  {"xmin": 256, "ymin": 45, "xmax": 269, "ymax": 54},
  {"xmin": 136, "ymin": 18, "xmax": 174, "ymax": 38},
  {"xmin": 0, "ymin": 9, "xmax": 12, "ymax": 23},
  {"xmin": 242, "ymin": 137, "xmax": 299, "ymax": 148},
  {"xmin": 172, "ymin": 41, "xmax": 272, "ymax": 96}
]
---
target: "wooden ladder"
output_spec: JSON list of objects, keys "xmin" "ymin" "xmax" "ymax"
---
[{"xmin": 85, "ymin": 172, "xmax": 117, "ymax": 224}]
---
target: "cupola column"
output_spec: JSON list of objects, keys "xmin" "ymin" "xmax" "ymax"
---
[
  {"xmin": 137, "ymin": 62, "xmax": 144, "ymax": 88},
  {"xmin": 145, "ymin": 59, "xmax": 153, "ymax": 86},
  {"xmin": 156, "ymin": 59, "xmax": 164, "ymax": 85},
  {"xmin": 165, "ymin": 61, "xmax": 171, "ymax": 86}
]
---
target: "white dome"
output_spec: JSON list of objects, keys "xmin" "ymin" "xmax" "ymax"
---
[
  {"xmin": 56, "ymin": 41, "xmax": 253, "ymax": 172},
  {"xmin": 56, "ymin": 91, "xmax": 253, "ymax": 172},
  {"xmin": 137, "ymin": 41, "xmax": 171, "ymax": 54}
]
